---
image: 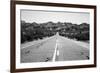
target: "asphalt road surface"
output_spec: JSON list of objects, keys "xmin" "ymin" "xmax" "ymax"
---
[{"xmin": 21, "ymin": 33, "xmax": 89, "ymax": 63}]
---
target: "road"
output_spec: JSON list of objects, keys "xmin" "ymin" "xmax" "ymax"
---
[{"xmin": 21, "ymin": 33, "xmax": 89, "ymax": 63}]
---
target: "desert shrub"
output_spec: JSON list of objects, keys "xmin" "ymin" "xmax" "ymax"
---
[
  {"xmin": 75, "ymin": 31, "xmax": 89, "ymax": 41},
  {"xmin": 21, "ymin": 32, "xmax": 26, "ymax": 43}
]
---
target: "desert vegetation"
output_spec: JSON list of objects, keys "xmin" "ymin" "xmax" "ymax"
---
[
  {"xmin": 21, "ymin": 21, "xmax": 89, "ymax": 43},
  {"xmin": 59, "ymin": 23, "xmax": 89, "ymax": 41}
]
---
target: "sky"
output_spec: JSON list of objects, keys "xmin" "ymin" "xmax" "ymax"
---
[{"xmin": 21, "ymin": 10, "xmax": 90, "ymax": 24}]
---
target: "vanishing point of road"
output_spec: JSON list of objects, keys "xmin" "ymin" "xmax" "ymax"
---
[{"xmin": 21, "ymin": 33, "xmax": 89, "ymax": 63}]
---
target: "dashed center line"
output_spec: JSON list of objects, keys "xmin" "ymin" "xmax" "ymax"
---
[
  {"xmin": 52, "ymin": 38, "xmax": 59, "ymax": 62},
  {"xmin": 57, "ymin": 50, "xmax": 59, "ymax": 56}
]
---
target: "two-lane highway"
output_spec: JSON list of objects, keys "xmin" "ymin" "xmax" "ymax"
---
[
  {"xmin": 21, "ymin": 33, "xmax": 89, "ymax": 63},
  {"xmin": 55, "ymin": 34, "xmax": 89, "ymax": 61}
]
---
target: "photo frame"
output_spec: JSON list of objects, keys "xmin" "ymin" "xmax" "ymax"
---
[{"xmin": 11, "ymin": 0, "xmax": 97, "ymax": 73}]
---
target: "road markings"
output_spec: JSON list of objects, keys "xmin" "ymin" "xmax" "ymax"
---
[
  {"xmin": 52, "ymin": 39, "xmax": 59, "ymax": 62},
  {"xmin": 57, "ymin": 50, "xmax": 59, "ymax": 56},
  {"xmin": 52, "ymin": 41, "xmax": 57, "ymax": 62}
]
